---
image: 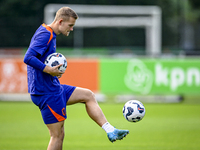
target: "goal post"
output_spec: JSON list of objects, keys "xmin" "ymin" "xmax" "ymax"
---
[{"xmin": 44, "ymin": 4, "xmax": 162, "ymax": 56}]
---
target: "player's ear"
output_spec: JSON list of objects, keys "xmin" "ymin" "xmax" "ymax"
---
[{"xmin": 58, "ymin": 19, "xmax": 63, "ymax": 25}]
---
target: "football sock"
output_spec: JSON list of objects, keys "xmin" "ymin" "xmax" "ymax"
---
[{"xmin": 102, "ymin": 122, "xmax": 115, "ymax": 133}]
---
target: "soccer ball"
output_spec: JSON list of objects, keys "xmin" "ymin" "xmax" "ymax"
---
[
  {"xmin": 122, "ymin": 100, "xmax": 145, "ymax": 122},
  {"xmin": 45, "ymin": 53, "xmax": 67, "ymax": 72}
]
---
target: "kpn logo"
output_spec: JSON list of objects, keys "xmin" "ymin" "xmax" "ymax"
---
[
  {"xmin": 124, "ymin": 59, "xmax": 153, "ymax": 94},
  {"xmin": 124, "ymin": 59, "xmax": 200, "ymax": 94},
  {"xmin": 155, "ymin": 63, "xmax": 200, "ymax": 91}
]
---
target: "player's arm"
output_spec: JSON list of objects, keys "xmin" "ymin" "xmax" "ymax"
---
[{"xmin": 24, "ymin": 49, "xmax": 63, "ymax": 77}]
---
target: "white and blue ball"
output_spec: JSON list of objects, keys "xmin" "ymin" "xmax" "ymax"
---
[
  {"xmin": 123, "ymin": 100, "xmax": 145, "ymax": 122},
  {"xmin": 45, "ymin": 53, "xmax": 67, "ymax": 72}
]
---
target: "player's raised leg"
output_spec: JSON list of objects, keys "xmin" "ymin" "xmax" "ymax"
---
[
  {"xmin": 67, "ymin": 87, "xmax": 107, "ymax": 127},
  {"xmin": 67, "ymin": 87, "xmax": 129, "ymax": 142},
  {"xmin": 46, "ymin": 121, "xmax": 65, "ymax": 150}
]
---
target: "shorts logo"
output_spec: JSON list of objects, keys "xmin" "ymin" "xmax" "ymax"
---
[
  {"xmin": 62, "ymin": 108, "xmax": 66, "ymax": 116},
  {"xmin": 47, "ymin": 104, "xmax": 66, "ymax": 122}
]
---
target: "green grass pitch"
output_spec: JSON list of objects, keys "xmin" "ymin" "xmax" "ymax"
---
[{"xmin": 0, "ymin": 102, "xmax": 200, "ymax": 150}]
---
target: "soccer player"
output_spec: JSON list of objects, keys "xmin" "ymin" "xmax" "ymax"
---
[{"xmin": 24, "ymin": 6, "xmax": 129, "ymax": 150}]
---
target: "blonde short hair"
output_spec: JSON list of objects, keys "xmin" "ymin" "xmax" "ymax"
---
[{"xmin": 55, "ymin": 7, "xmax": 78, "ymax": 21}]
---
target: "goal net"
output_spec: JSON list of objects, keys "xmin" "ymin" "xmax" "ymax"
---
[{"xmin": 44, "ymin": 4, "xmax": 162, "ymax": 56}]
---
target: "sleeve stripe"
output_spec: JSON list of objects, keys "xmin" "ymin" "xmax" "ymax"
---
[{"xmin": 42, "ymin": 23, "xmax": 53, "ymax": 45}]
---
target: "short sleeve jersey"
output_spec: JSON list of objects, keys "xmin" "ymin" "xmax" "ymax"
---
[{"xmin": 27, "ymin": 23, "xmax": 62, "ymax": 95}]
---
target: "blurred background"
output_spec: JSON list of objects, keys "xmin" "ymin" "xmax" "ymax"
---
[
  {"xmin": 0, "ymin": 0, "xmax": 200, "ymax": 103},
  {"xmin": 1, "ymin": 0, "xmax": 200, "ymax": 54}
]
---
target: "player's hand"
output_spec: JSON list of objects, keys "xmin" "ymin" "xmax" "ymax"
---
[
  {"xmin": 43, "ymin": 64, "xmax": 64, "ymax": 77},
  {"xmin": 57, "ymin": 74, "xmax": 62, "ymax": 79}
]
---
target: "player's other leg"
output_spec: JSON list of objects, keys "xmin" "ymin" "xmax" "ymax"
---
[
  {"xmin": 46, "ymin": 121, "xmax": 65, "ymax": 150},
  {"xmin": 67, "ymin": 87, "xmax": 129, "ymax": 142}
]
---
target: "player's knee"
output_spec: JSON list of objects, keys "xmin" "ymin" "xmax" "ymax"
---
[
  {"xmin": 48, "ymin": 126, "xmax": 65, "ymax": 140},
  {"xmin": 51, "ymin": 130, "xmax": 65, "ymax": 141},
  {"xmin": 85, "ymin": 89, "xmax": 96, "ymax": 102}
]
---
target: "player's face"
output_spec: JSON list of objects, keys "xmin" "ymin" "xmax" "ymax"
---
[{"xmin": 59, "ymin": 17, "xmax": 76, "ymax": 36}]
